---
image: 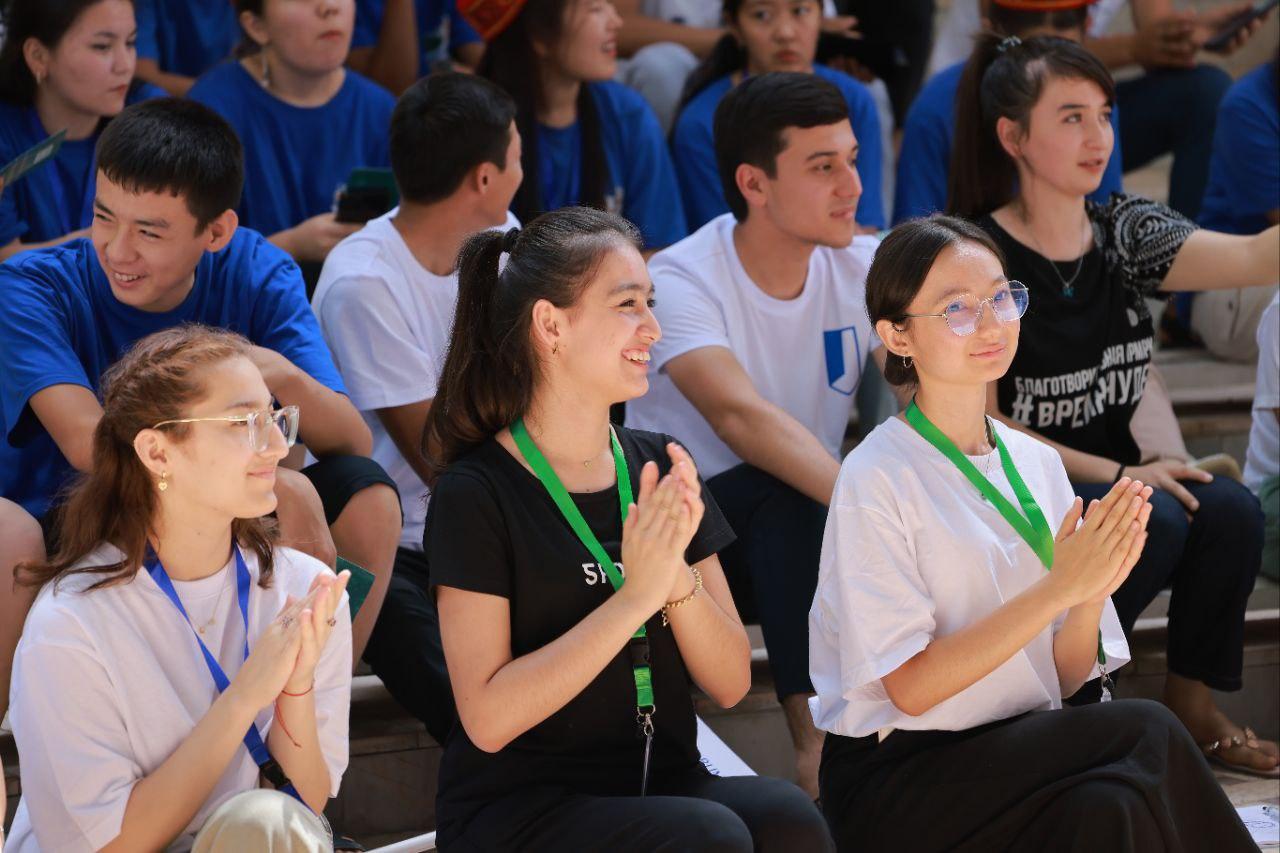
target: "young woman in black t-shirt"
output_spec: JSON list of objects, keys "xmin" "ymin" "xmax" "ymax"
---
[
  {"xmin": 419, "ymin": 206, "xmax": 833, "ymax": 850},
  {"xmin": 949, "ymin": 33, "xmax": 1280, "ymax": 777}
]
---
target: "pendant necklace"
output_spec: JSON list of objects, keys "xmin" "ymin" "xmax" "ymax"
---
[
  {"xmin": 1020, "ymin": 204, "xmax": 1089, "ymax": 297},
  {"xmin": 194, "ymin": 568, "xmax": 232, "ymax": 636}
]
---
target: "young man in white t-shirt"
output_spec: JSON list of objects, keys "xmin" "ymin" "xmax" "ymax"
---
[
  {"xmin": 312, "ymin": 72, "xmax": 522, "ymax": 742},
  {"xmin": 627, "ymin": 71, "xmax": 890, "ymax": 797}
]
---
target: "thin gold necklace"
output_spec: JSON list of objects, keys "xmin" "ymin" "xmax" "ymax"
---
[{"xmin": 194, "ymin": 568, "xmax": 231, "ymax": 636}]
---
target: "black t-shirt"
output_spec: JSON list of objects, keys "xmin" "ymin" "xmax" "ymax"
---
[
  {"xmin": 980, "ymin": 195, "xmax": 1195, "ymax": 465},
  {"xmin": 425, "ymin": 426, "xmax": 736, "ymax": 835}
]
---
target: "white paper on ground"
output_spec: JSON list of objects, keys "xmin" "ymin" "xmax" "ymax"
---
[
  {"xmin": 1236, "ymin": 805, "xmax": 1280, "ymax": 847},
  {"xmin": 696, "ymin": 716, "xmax": 756, "ymax": 777}
]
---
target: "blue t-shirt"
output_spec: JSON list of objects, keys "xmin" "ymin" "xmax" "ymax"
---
[
  {"xmin": 0, "ymin": 231, "xmax": 345, "ymax": 518},
  {"xmin": 1199, "ymin": 62, "xmax": 1280, "ymax": 235},
  {"xmin": 0, "ymin": 83, "xmax": 166, "ymax": 248},
  {"xmin": 351, "ymin": 0, "xmax": 482, "ymax": 77},
  {"xmin": 189, "ymin": 63, "xmax": 395, "ymax": 237},
  {"xmin": 135, "ymin": 0, "xmax": 240, "ymax": 78},
  {"xmin": 671, "ymin": 65, "xmax": 884, "ymax": 231},
  {"xmin": 893, "ymin": 61, "xmax": 1124, "ymax": 225},
  {"xmin": 537, "ymin": 81, "xmax": 687, "ymax": 249}
]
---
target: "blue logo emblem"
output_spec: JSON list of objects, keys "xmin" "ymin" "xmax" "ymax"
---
[{"xmin": 823, "ymin": 326, "xmax": 863, "ymax": 396}]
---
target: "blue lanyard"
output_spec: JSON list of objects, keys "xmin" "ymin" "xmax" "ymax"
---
[{"xmin": 144, "ymin": 545, "xmax": 305, "ymax": 806}]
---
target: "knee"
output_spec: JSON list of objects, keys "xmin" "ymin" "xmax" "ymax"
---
[
  {"xmin": 0, "ymin": 499, "xmax": 45, "ymax": 566},
  {"xmin": 1192, "ymin": 478, "xmax": 1264, "ymax": 533},
  {"xmin": 670, "ymin": 801, "xmax": 755, "ymax": 853},
  {"xmin": 1146, "ymin": 491, "xmax": 1191, "ymax": 541},
  {"xmin": 741, "ymin": 778, "xmax": 833, "ymax": 851},
  {"xmin": 334, "ymin": 481, "xmax": 402, "ymax": 542},
  {"xmin": 1057, "ymin": 778, "xmax": 1150, "ymax": 829},
  {"xmin": 1185, "ymin": 64, "xmax": 1232, "ymax": 118},
  {"xmin": 194, "ymin": 790, "xmax": 328, "ymax": 853}
]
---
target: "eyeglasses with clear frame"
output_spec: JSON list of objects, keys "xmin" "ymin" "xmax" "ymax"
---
[
  {"xmin": 895, "ymin": 281, "xmax": 1030, "ymax": 337},
  {"xmin": 151, "ymin": 405, "xmax": 300, "ymax": 453}
]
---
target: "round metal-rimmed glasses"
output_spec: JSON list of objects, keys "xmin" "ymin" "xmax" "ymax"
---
[
  {"xmin": 896, "ymin": 281, "xmax": 1030, "ymax": 337},
  {"xmin": 151, "ymin": 405, "xmax": 300, "ymax": 453}
]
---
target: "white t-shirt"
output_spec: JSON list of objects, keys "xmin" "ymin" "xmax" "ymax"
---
[
  {"xmin": 808, "ymin": 417, "xmax": 1131, "ymax": 738},
  {"xmin": 5, "ymin": 545, "xmax": 352, "ymax": 853},
  {"xmin": 637, "ymin": 0, "xmax": 835, "ymax": 29},
  {"xmin": 627, "ymin": 213, "xmax": 881, "ymax": 480},
  {"xmin": 1245, "ymin": 293, "xmax": 1280, "ymax": 492},
  {"xmin": 312, "ymin": 209, "xmax": 520, "ymax": 549}
]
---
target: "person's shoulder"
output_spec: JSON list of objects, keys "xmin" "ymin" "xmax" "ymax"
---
[
  {"xmin": 126, "ymin": 81, "xmax": 169, "ymax": 105},
  {"xmin": 813, "ymin": 64, "xmax": 874, "ymax": 104},
  {"xmin": 265, "ymin": 546, "xmax": 336, "ymax": 594},
  {"xmin": 993, "ymin": 420, "xmax": 1061, "ymax": 470},
  {"xmin": 590, "ymin": 79, "xmax": 655, "ymax": 120},
  {"xmin": 313, "ymin": 219, "xmax": 409, "ymax": 311},
  {"xmin": 818, "ymin": 232, "xmax": 879, "ymax": 279},
  {"xmin": 342, "ymin": 68, "xmax": 397, "ymax": 111},
  {"xmin": 616, "ymin": 425, "xmax": 680, "ymax": 464},
  {"xmin": 651, "ymin": 213, "xmax": 732, "ymax": 274},
  {"xmin": 0, "ymin": 239, "xmax": 95, "ymax": 290},
  {"xmin": 1222, "ymin": 62, "xmax": 1279, "ymax": 124},
  {"xmin": 188, "ymin": 60, "xmax": 251, "ymax": 102},
  {"xmin": 907, "ymin": 62, "xmax": 963, "ymax": 122},
  {"xmin": 832, "ymin": 420, "xmax": 912, "ymax": 506},
  {"xmin": 677, "ymin": 75, "xmax": 732, "ymax": 125},
  {"xmin": 214, "ymin": 227, "xmax": 299, "ymax": 283},
  {"xmin": 22, "ymin": 545, "xmax": 134, "ymax": 643}
]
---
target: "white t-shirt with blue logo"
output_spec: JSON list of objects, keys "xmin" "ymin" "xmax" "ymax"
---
[{"xmin": 628, "ymin": 213, "xmax": 880, "ymax": 480}]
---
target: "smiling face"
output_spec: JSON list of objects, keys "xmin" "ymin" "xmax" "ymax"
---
[
  {"xmin": 879, "ymin": 241, "xmax": 1019, "ymax": 390},
  {"xmin": 28, "ymin": 0, "xmax": 137, "ymax": 119},
  {"xmin": 550, "ymin": 243, "xmax": 660, "ymax": 405},
  {"xmin": 242, "ymin": 0, "xmax": 356, "ymax": 75},
  {"xmin": 545, "ymin": 0, "xmax": 622, "ymax": 82},
  {"xmin": 748, "ymin": 120, "xmax": 862, "ymax": 247},
  {"xmin": 139, "ymin": 355, "xmax": 291, "ymax": 522},
  {"xmin": 731, "ymin": 0, "xmax": 820, "ymax": 75},
  {"xmin": 999, "ymin": 74, "xmax": 1114, "ymax": 198},
  {"xmin": 92, "ymin": 172, "xmax": 235, "ymax": 313}
]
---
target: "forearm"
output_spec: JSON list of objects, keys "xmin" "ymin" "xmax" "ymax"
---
[
  {"xmin": 1054, "ymin": 599, "xmax": 1106, "ymax": 698},
  {"xmin": 134, "ymin": 58, "xmax": 196, "ymax": 96},
  {"xmin": 449, "ymin": 589, "xmax": 656, "ymax": 752},
  {"xmin": 268, "ymin": 691, "xmax": 330, "ymax": 813},
  {"xmin": 617, "ymin": 18, "xmax": 724, "ymax": 57},
  {"xmin": 883, "ymin": 576, "xmax": 1064, "ymax": 716},
  {"xmin": 665, "ymin": 570, "xmax": 751, "ymax": 707},
  {"xmin": 1164, "ymin": 226, "xmax": 1280, "ymax": 292},
  {"xmin": 272, "ymin": 368, "xmax": 373, "ymax": 457},
  {"xmin": 346, "ymin": 0, "xmax": 419, "ymax": 93},
  {"xmin": 268, "ymin": 227, "xmax": 301, "ymax": 261},
  {"xmin": 0, "ymin": 231, "xmax": 89, "ymax": 262},
  {"xmin": 989, "ymin": 410, "xmax": 1120, "ymax": 483},
  {"xmin": 715, "ymin": 405, "xmax": 840, "ymax": 505},
  {"xmin": 101, "ymin": 687, "xmax": 260, "ymax": 852}
]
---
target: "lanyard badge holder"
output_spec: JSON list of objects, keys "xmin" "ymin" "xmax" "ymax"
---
[
  {"xmin": 145, "ymin": 546, "xmax": 312, "ymax": 805},
  {"xmin": 905, "ymin": 401, "xmax": 1113, "ymax": 701},
  {"xmin": 511, "ymin": 419, "xmax": 658, "ymax": 793}
]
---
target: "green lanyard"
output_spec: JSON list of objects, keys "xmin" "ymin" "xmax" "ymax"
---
[
  {"xmin": 905, "ymin": 400, "xmax": 1107, "ymax": 670},
  {"xmin": 510, "ymin": 419, "xmax": 659, "ymax": 787}
]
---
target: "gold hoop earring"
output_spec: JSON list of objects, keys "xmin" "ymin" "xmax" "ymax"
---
[{"xmin": 158, "ymin": 471, "xmax": 169, "ymax": 492}]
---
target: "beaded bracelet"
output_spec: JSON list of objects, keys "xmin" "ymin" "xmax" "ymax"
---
[{"xmin": 661, "ymin": 565, "xmax": 703, "ymax": 626}]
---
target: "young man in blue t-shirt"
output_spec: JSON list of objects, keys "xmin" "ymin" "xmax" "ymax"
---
[
  {"xmin": 0, "ymin": 99, "xmax": 402, "ymax": 721},
  {"xmin": 894, "ymin": 0, "xmax": 1124, "ymax": 225}
]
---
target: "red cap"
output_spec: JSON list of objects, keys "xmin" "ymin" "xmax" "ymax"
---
[{"xmin": 457, "ymin": 0, "xmax": 528, "ymax": 40}]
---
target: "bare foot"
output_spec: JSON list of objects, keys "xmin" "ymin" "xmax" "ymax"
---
[{"xmin": 1194, "ymin": 709, "xmax": 1279, "ymax": 774}]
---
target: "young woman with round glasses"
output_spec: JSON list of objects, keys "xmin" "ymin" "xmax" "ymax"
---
[
  {"xmin": 6, "ymin": 325, "xmax": 352, "ymax": 852},
  {"xmin": 809, "ymin": 216, "xmax": 1255, "ymax": 852},
  {"xmin": 951, "ymin": 33, "xmax": 1280, "ymax": 775}
]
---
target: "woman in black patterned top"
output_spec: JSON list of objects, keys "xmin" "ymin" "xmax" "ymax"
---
[{"xmin": 948, "ymin": 33, "xmax": 1280, "ymax": 777}]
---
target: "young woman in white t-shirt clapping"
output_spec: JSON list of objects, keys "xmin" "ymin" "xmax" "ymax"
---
[
  {"xmin": 809, "ymin": 216, "xmax": 1255, "ymax": 851},
  {"xmin": 5, "ymin": 325, "xmax": 352, "ymax": 852}
]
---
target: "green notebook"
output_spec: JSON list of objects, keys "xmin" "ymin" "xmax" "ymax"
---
[{"xmin": 336, "ymin": 556, "xmax": 375, "ymax": 618}]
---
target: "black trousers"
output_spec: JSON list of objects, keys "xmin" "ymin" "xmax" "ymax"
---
[
  {"xmin": 707, "ymin": 464, "xmax": 827, "ymax": 700},
  {"xmin": 1075, "ymin": 476, "xmax": 1263, "ymax": 693},
  {"xmin": 444, "ymin": 771, "xmax": 833, "ymax": 852},
  {"xmin": 819, "ymin": 700, "xmax": 1254, "ymax": 852},
  {"xmin": 361, "ymin": 546, "xmax": 456, "ymax": 743}
]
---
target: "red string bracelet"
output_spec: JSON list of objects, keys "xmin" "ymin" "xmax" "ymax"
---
[
  {"xmin": 281, "ymin": 683, "xmax": 314, "ymax": 697},
  {"xmin": 273, "ymin": 699, "xmax": 301, "ymax": 748}
]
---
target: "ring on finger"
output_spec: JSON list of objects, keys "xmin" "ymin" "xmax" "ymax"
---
[{"xmin": 327, "ymin": 616, "xmax": 337, "ymax": 627}]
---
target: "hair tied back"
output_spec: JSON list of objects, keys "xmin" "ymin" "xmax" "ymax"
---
[
  {"xmin": 996, "ymin": 35, "xmax": 1022, "ymax": 53},
  {"xmin": 501, "ymin": 226, "xmax": 521, "ymax": 255}
]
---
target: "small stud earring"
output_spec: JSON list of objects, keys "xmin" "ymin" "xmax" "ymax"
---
[
  {"xmin": 158, "ymin": 471, "xmax": 169, "ymax": 492},
  {"xmin": 903, "ymin": 355, "xmax": 913, "ymax": 369}
]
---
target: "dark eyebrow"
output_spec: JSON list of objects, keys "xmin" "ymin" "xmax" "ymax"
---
[
  {"xmin": 136, "ymin": 218, "xmax": 171, "ymax": 230},
  {"xmin": 94, "ymin": 200, "xmax": 113, "ymax": 216},
  {"xmin": 805, "ymin": 143, "xmax": 858, "ymax": 162},
  {"xmin": 609, "ymin": 281, "xmax": 655, "ymax": 297},
  {"xmin": 1056, "ymin": 103, "xmax": 1094, "ymax": 111}
]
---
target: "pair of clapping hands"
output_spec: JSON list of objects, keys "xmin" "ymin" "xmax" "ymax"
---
[
  {"xmin": 1050, "ymin": 477, "xmax": 1155, "ymax": 609},
  {"xmin": 228, "ymin": 569, "xmax": 351, "ymax": 711},
  {"xmin": 619, "ymin": 443, "xmax": 705, "ymax": 614}
]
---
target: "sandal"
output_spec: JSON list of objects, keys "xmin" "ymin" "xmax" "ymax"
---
[{"xmin": 1202, "ymin": 726, "xmax": 1280, "ymax": 779}]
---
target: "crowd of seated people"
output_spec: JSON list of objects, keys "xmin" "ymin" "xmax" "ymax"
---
[{"xmin": 0, "ymin": 0, "xmax": 1277, "ymax": 850}]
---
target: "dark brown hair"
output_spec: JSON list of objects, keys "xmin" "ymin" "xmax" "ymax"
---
[
  {"xmin": 0, "ymin": 0, "xmax": 137, "ymax": 105},
  {"xmin": 422, "ymin": 206, "xmax": 641, "ymax": 482},
  {"xmin": 18, "ymin": 325, "xmax": 277, "ymax": 591},
  {"xmin": 865, "ymin": 215, "xmax": 1007, "ymax": 386},
  {"xmin": 947, "ymin": 32, "xmax": 1115, "ymax": 219}
]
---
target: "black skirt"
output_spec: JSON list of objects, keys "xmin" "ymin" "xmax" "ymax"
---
[{"xmin": 819, "ymin": 699, "xmax": 1254, "ymax": 852}]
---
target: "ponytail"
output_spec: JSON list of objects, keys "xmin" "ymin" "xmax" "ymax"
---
[
  {"xmin": 947, "ymin": 32, "xmax": 1115, "ymax": 220},
  {"xmin": 423, "ymin": 208, "xmax": 642, "ymax": 482}
]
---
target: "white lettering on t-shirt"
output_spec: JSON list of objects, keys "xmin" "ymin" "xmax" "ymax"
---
[{"xmin": 1010, "ymin": 337, "xmax": 1153, "ymax": 431}]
